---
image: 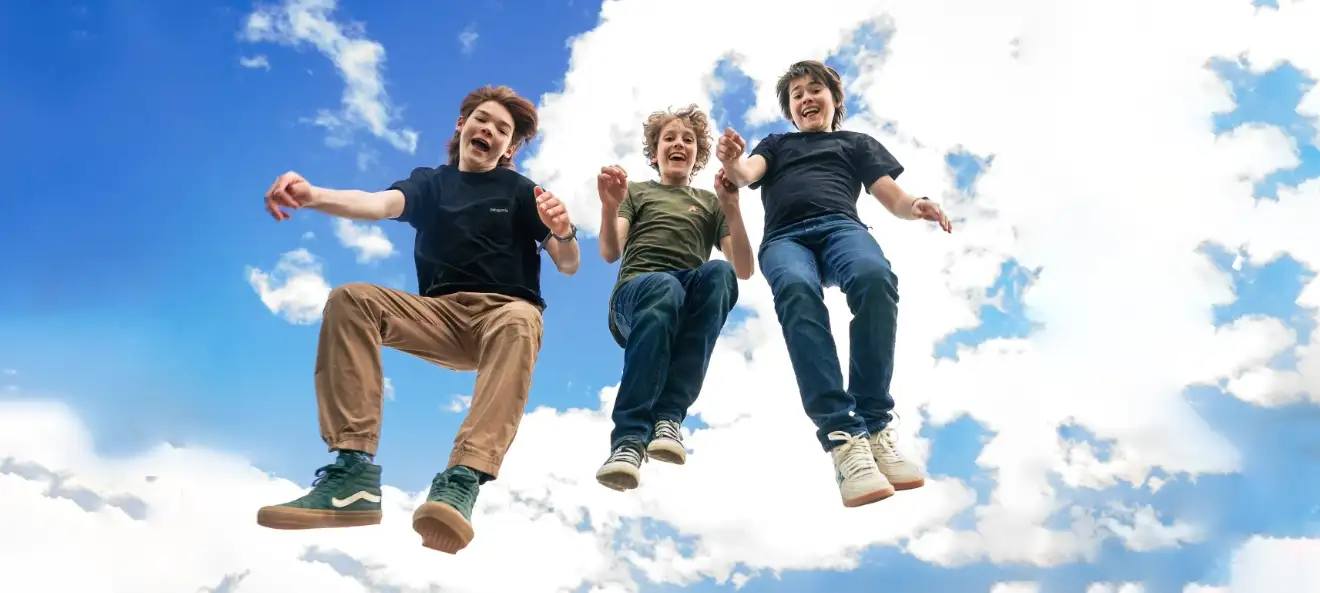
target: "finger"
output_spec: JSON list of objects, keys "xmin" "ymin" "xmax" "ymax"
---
[
  {"xmin": 534, "ymin": 185, "xmax": 545, "ymax": 198},
  {"xmin": 543, "ymin": 204, "xmax": 566, "ymax": 218}
]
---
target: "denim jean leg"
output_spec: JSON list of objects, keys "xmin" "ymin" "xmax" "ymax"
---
[
  {"xmin": 651, "ymin": 260, "xmax": 739, "ymax": 423},
  {"xmin": 819, "ymin": 219, "xmax": 899, "ymax": 431},
  {"xmin": 759, "ymin": 222, "xmax": 868, "ymax": 451},
  {"xmin": 610, "ymin": 273, "xmax": 686, "ymax": 448}
]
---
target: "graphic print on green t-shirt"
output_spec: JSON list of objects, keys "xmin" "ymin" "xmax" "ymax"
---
[{"xmin": 606, "ymin": 180, "xmax": 731, "ymax": 343}]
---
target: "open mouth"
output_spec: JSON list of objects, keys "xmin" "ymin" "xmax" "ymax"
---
[
  {"xmin": 800, "ymin": 105, "xmax": 820, "ymax": 118},
  {"xmin": 666, "ymin": 152, "xmax": 688, "ymax": 163},
  {"xmin": 471, "ymin": 137, "xmax": 491, "ymax": 152}
]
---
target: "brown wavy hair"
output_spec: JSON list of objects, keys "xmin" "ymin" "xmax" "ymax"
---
[
  {"xmin": 775, "ymin": 60, "xmax": 845, "ymax": 131},
  {"xmin": 446, "ymin": 85, "xmax": 538, "ymax": 169},
  {"xmin": 642, "ymin": 104, "xmax": 712, "ymax": 182}
]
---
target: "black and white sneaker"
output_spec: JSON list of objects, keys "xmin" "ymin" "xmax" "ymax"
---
[
  {"xmin": 595, "ymin": 442, "xmax": 645, "ymax": 491},
  {"xmin": 646, "ymin": 419, "xmax": 687, "ymax": 465}
]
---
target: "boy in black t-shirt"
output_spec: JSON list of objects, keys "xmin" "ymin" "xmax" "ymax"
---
[
  {"xmin": 254, "ymin": 85, "xmax": 581, "ymax": 554},
  {"xmin": 717, "ymin": 61, "xmax": 952, "ymax": 509}
]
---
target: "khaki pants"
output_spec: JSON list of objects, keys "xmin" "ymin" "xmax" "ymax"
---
[{"xmin": 313, "ymin": 282, "xmax": 543, "ymax": 480}]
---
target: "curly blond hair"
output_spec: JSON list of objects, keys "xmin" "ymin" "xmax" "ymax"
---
[{"xmin": 642, "ymin": 104, "xmax": 712, "ymax": 181}]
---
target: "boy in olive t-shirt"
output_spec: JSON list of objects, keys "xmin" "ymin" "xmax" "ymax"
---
[{"xmin": 593, "ymin": 104, "xmax": 755, "ymax": 491}]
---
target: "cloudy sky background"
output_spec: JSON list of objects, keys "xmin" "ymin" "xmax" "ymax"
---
[{"xmin": 2, "ymin": 0, "xmax": 1319, "ymax": 591}]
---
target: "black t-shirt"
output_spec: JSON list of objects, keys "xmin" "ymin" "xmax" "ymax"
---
[
  {"xmin": 749, "ymin": 130, "xmax": 904, "ymax": 237},
  {"xmin": 388, "ymin": 164, "xmax": 552, "ymax": 308}
]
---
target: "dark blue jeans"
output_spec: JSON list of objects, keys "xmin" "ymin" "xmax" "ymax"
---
[
  {"xmin": 759, "ymin": 213, "xmax": 899, "ymax": 451},
  {"xmin": 609, "ymin": 259, "xmax": 739, "ymax": 449}
]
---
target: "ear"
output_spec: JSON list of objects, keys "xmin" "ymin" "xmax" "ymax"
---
[{"xmin": 454, "ymin": 116, "xmax": 465, "ymax": 132}]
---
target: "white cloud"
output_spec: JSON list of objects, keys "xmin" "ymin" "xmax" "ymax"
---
[
  {"xmin": 445, "ymin": 394, "xmax": 472, "ymax": 413},
  {"xmin": 240, "ymin": 54, "xmax": 271, "ymax": 70},
  {"xmin": 240, "ymin": 0, "xmax": 418, "ymax": 153},
  {"xmin": 990, "ymin": 582, "xmax": 1039, "ymax": 593},
  {"xmin": 2, "ymin": 369, "xmax": 15, "ymax": 375},
  {"xmin": 301, "ymin": 231, "xmax": 316, "ymax": 241},
  {"xmin": 458, "ymin": 25, "xmax": 478, "ymax": 56},
  {"xmin": 1182, "ymin": 536, "xmax": 1320, "ymax": 593},
  {"xmin": 383, "ymin": 377, "xmax": 395, "ymax": 401},
  {"xmin": 332, "ymin": 218, "xmax": 396, "ymax": 263},
  {"xmin": 246, "ymin": 248, "xmax": 332, "ymax": 325},
  {"xmin": 1086, "ymin": 584, "xmax": 1144, "ymax": 593}
]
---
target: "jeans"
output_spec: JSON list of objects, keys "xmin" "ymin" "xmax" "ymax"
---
[
  {"xmin": 609, "ymin": 259, "xmax": 739, "ymax": 448},
  {"xmin": 759, "ymin": 213, "xmax": 899, "ymax": 451}
]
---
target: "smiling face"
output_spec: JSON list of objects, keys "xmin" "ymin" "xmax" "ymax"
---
[
  {"xmin": 455, "ymin": 100, "xmax": 517, "ymax": 172},
  {"xmin": 642, "ymin": 104, "xmax": 713, "ymax": 185},
  {"xmin": 786, "ymin": 75, "xmax": 837, "ymax": 133},
  {"xmin": 653, "ymin": 118, "xmax": 697, "ymax": 183},
  {"xmin": 775, "ymin": 60, "xmax": 846, "ymax": 133}
]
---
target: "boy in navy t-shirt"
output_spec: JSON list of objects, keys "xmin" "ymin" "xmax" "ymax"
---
[
  {"xmin": 254, "ymin": 85, "xmax": 581, "ymax": 553},
  {"xmin": 717, "ymin": 60, "xmax": 952, "ymax": 509}
]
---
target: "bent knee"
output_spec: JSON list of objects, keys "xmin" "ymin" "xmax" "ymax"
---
[
  {"xmin": 325, "ymin": 281, "xmax": 380, "ymax": 311},
  {"xmin": 641, "ymin": 275, "xmax": 686, "ymax": 310},
  {"xmin": 488, "ymin": 301, "xmax": 544, "ymax": 337},
  {"xmin": 699, "ymin": 259, "xmax": 737, "ymax": 285}
]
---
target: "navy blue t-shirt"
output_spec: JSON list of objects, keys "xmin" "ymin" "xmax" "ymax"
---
[
  {"xmin": 749, "ymin": 130, "xmax": 904, "ymax": 237},
  {"xmin": 388, "ymin": 164, "xmax": 552, "ymax": 308}
]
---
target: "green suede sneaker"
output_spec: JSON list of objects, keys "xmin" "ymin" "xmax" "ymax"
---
[
  {"xmin": 411, "ymin": 465, "xmax": 481, "ymax": 554},
  {"xmin": 256, "ymin": 456, "xmax": 383, "ymax": 530}
]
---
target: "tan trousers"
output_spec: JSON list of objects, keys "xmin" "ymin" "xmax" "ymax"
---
[{"xmin": 313, "ymin": 282, "xmax": 543, "ymax": 479}]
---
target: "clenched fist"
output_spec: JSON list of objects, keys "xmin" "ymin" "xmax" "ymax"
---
[
  {"xmin": 264, "ymin": 171, "xmax": 316, "ymax": 221},
  {"xmin": 534, "ymin": 185, "xmax": 573, "ymax": 237},
  {"xmin": 715, "ymin": 127, "xmax": 745, "ymax": 165},
  {"xmin": 597, "ymin": 165, "xmax": 628, "ymax": 211}
]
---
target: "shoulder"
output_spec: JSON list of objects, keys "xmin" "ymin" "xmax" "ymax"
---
[
  {"xmin": 840, "ymin": 130, "xmax": 882, "ymax": 148},
  {"xmin": 753, "ymin": 132, "xmax": 786, "ymax": 150},
  {"xmin": 694, "ymin": 187, "xmax": 718, "ymax": 203}
]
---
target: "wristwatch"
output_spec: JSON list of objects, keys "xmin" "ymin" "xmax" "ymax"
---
[{"xmin": 551, "ymin": 223, "xmax": 577, "ymax": 242}]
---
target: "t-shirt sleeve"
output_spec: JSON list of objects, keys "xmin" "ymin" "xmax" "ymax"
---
[
  {"xmin": 518, "ymin": 178, "xmax": 552, "ymax": 243},
  {"xmin": 617, "ymin": 182, "xmax": 640, "ymax": 223},
  {"xmin": 747, "ymin": 134, "xmax": 781, "ymax": 191},
  {"xmin": 388, "ymin": 166, "xmax": 440, "ymax": 227},
  {"xmin": 851, "ymin": 133, "xmax": 905, "ymax": 193}
]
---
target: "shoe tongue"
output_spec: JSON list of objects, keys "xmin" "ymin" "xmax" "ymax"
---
[{"xmin": 446, "ymin": 465, "xmax": 479, "ymax": 482}]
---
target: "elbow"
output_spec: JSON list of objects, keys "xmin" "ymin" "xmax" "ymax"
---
[
  {"xmin": 736, "ymin": 267, "xmax": 754, "ymax": 281},
  {"xmin": 599, "ymin": 247, "xmax": 619, "ymax": 264},
  {"xmin": 557, "ymin": 257, "xmax": 580, "ymax": 276}
]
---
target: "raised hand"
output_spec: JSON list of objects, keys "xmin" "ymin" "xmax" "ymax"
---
[
  {"xmin": 264, "ymin": 171, "xmax": 316, "ymax": 221},
  {"xmin": 714, "ymin": 167, "xmax": 739, "ymax": 205},
  {"xmin": 912, "ymin": 198, "xmax": 953, "ymax": 233},
  {"xmin": 715, "ymin": 127, "xmax": 745, "ymax": 165},
  {"xmin": 534, "ymin": 185, "xmax": 573, "ymax": 237},
  {"xmin": 596, "ymin": 164, "xmax": 628, "ymax": 210}
]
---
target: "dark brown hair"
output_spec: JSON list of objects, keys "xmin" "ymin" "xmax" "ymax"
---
[
  {"xmin": 642, "ymin": 104, "xmax": 712, "ymax": 182},
  {"xmin": 446, "ymin": 85, "xmax": 539, "ymax": 169},
  {"xmin": 775, "ymin": 60, "xmax": 846, "ymax": 131}
]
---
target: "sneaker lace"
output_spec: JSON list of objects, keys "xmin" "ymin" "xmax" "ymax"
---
[
  {"xmin": 428, "ymin": 470, "xmax": 478, "ymax": 510},
  {"xmin": 873, "ymin": 427, "xmax": 905, "ymax": 464},
  {"xmin": 609, "ymin": 444, "xmax": 645, "ymax": 466},
  {"xmin": 310, "ymin": 460, "xmax": 351, "ymax": 489},
  {"xmin": 652, "ymin": 420, "xmax": 682, "ymax": 442},
  {"xmin": 827, "ymin": 431, "xmax": 875, "ymax": 480}
]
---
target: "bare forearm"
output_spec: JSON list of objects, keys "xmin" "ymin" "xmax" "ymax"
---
[
  {"xmin": 723, "ymin": 156, "xmax": 765, "ymax": 188},
  {"xmin": 869, "ymin": 176, "xmax": 921, "ymax": 220},
  {"xmin": 722, "ymin": 207, "xmax": 755, "ymax": 280},
  {"xmin": 546, "ymin": 236, "xmax": 580, "ymax": 275},
  {"xmin": 598, "ymin": 206, "xmax": 623, "ymax": 263},
  {"xmin": 307, "ymin": 187, "xmax": 401, "ymax": 220}
]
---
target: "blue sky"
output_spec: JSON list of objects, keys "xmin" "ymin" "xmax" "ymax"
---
[{"xmin": 1, "ymin": 1, "xmax": 1316, "ymax": 592}]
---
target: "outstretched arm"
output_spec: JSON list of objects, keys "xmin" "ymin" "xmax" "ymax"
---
[
  {"xmin": 306, "ymin": 187, "xmax": 406, "ymax": 220},
  {"xmin": 867, "ymin": 176, "xmax": 922, "ymax": 220},
  {"xmin": 722, "ymin": 155, "xmax": 768, "ymax": 188}
]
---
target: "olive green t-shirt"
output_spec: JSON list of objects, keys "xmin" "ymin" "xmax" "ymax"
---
[{"xmin": 607, "ymin": 180, "xmax": 730, "ymax": 342}]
